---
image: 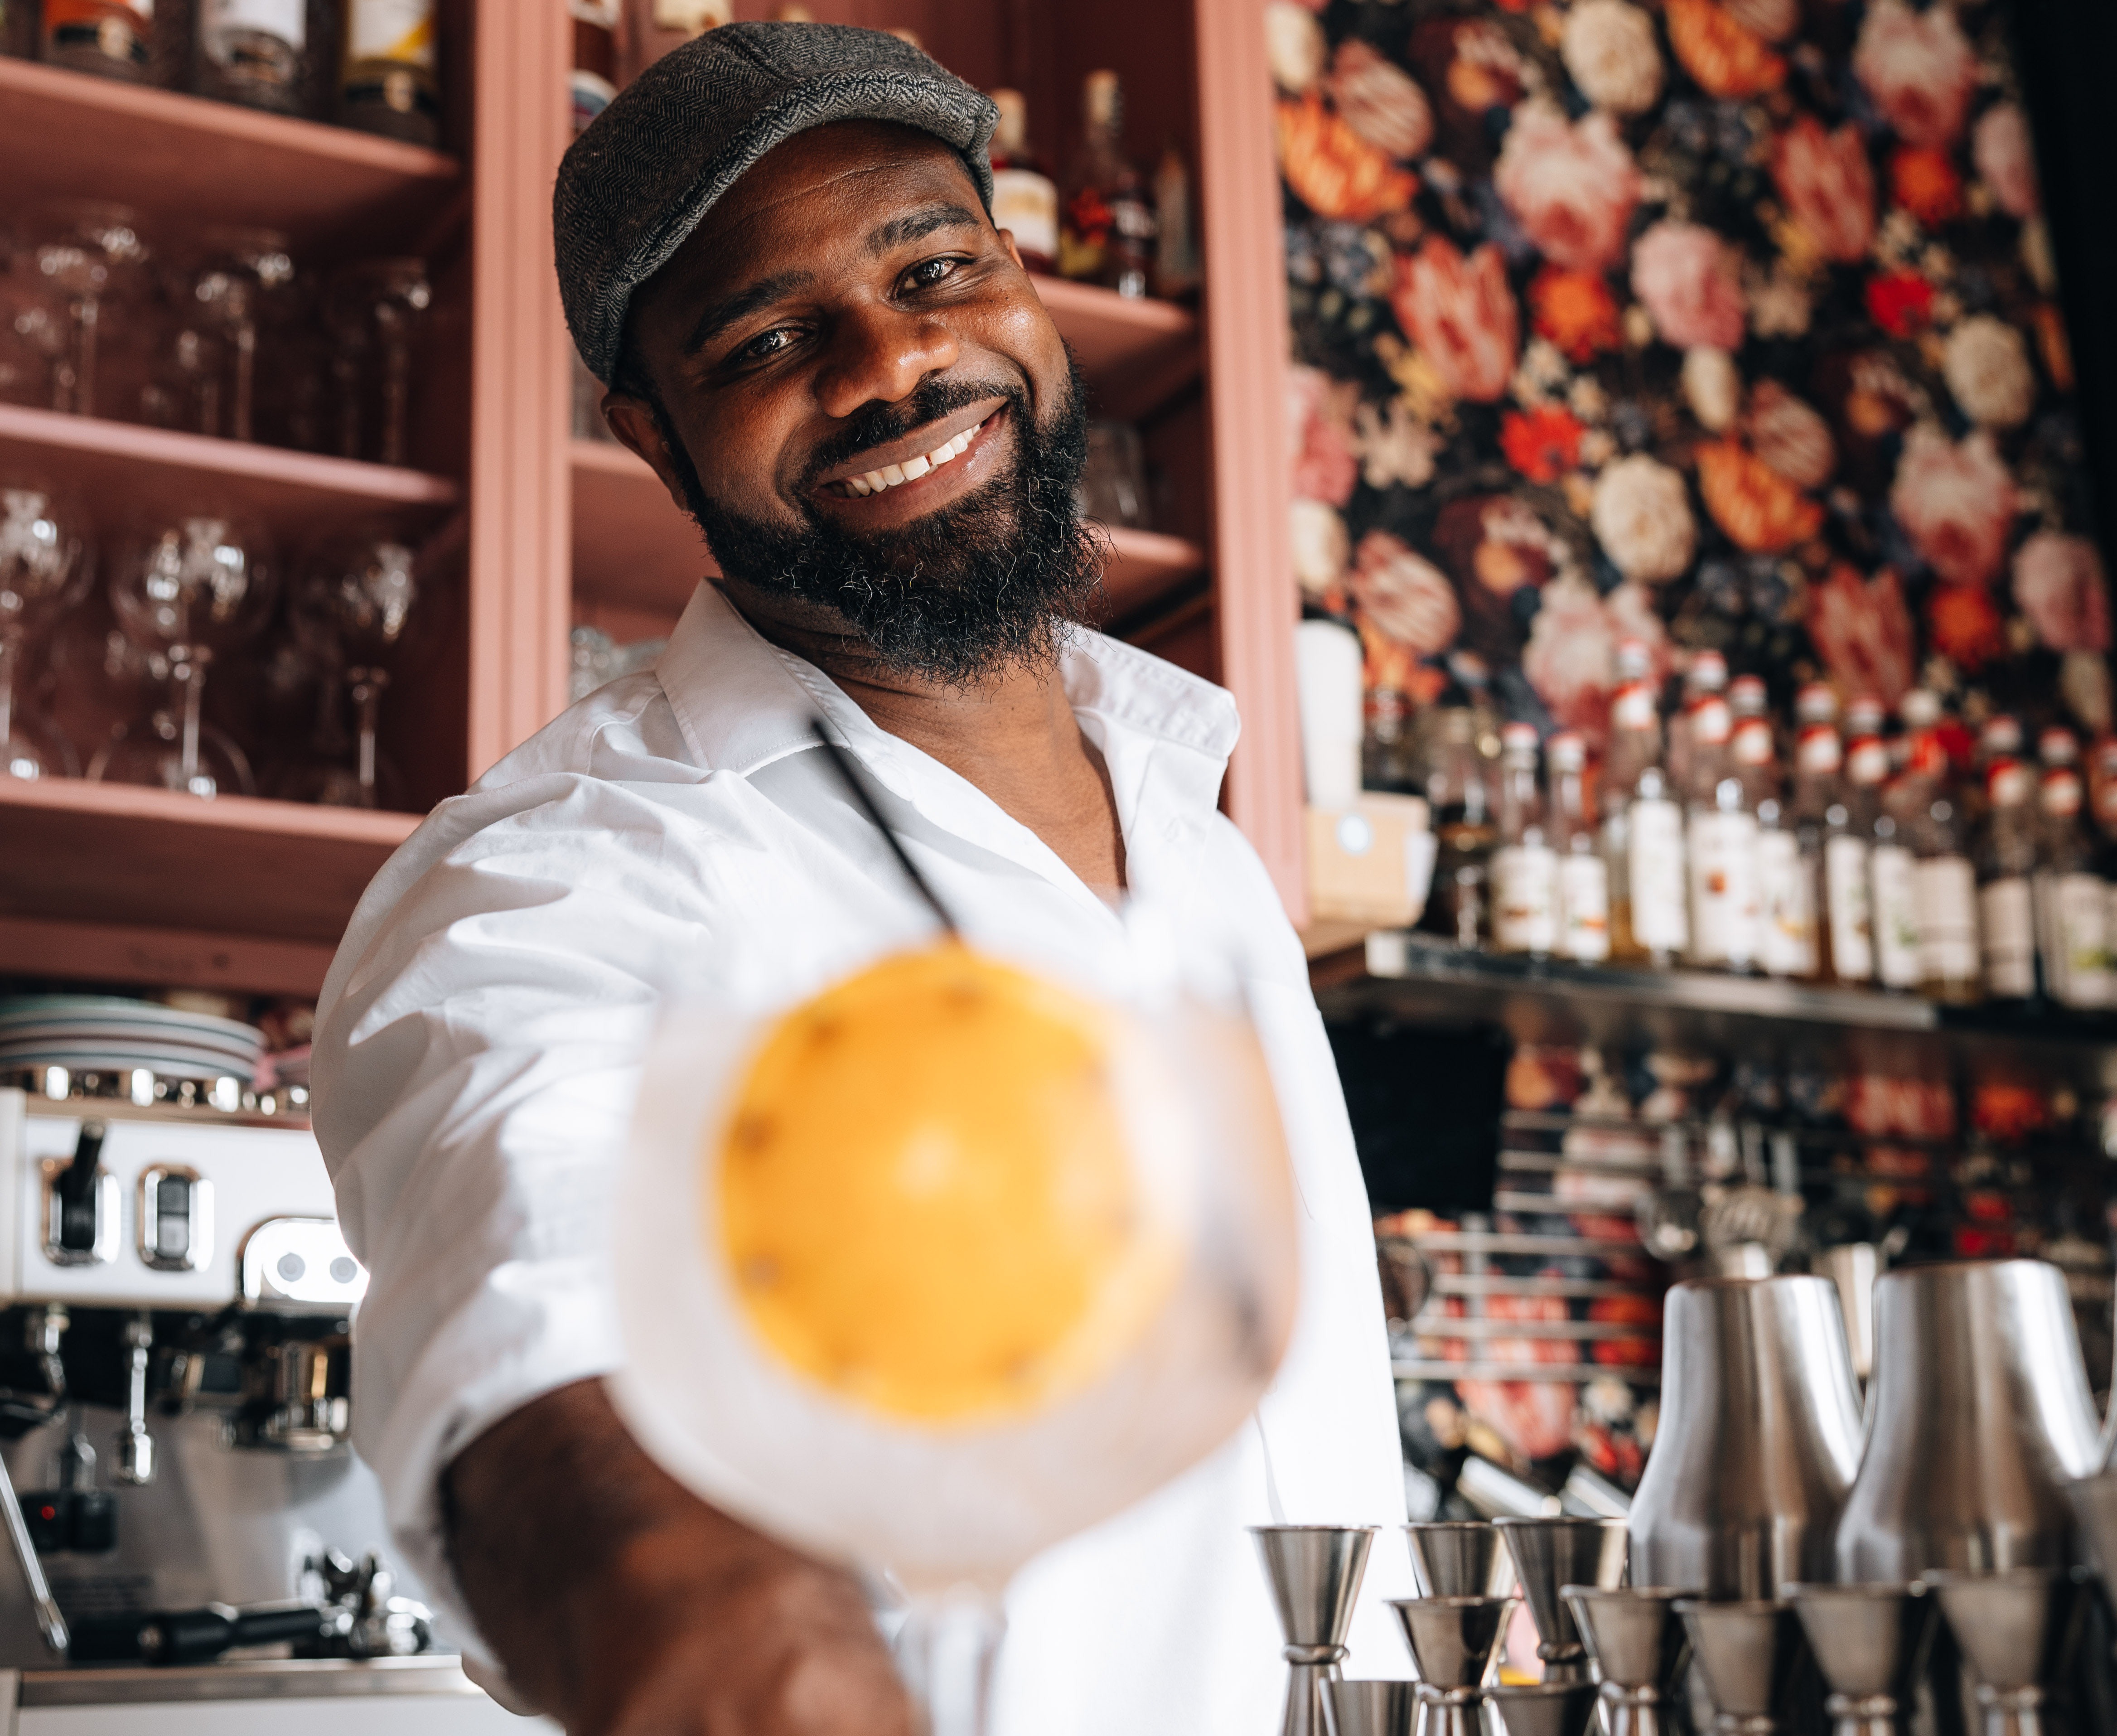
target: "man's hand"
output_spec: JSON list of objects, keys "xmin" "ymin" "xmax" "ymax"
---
[{"xmin": 444, "ymin": 1380, "xmax": 914, "ymax": 1735}]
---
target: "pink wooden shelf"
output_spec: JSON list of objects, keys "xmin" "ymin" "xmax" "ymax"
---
[
  {"xmin": 0, "ymin": 55, "xmax": 462, "ymax": 255},
  {"xmin": 569, "ymin": 438, "xmax": 1206, "ymax": 634},
  {"xmin": 1028, "ymin": 276, "xmax": 1200, "ymax": 422},
  {"xmin": 0, "ymin": 403, "xmax": 460, "ymax": 544},
  {"xmin": 0, "ymin": 777, "xmax": 418, "ymax": 950}
]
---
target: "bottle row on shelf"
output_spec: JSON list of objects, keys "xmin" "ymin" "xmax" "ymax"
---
[
  {"xmin": 5, "ymin": 0, "xmax": 442, "ymax": 147},
  {"xmin": 1374, "ymin": 643, "xmax": 2117, "ymax": 1011}
]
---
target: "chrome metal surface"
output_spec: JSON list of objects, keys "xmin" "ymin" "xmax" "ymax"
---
[
  {"xmin": 1676, "ymin": 1599, "xmax": 1802, "ymax": 1733},
  {"xmin": 1390, "ymin": 1596, "xmax": 1515, "ymax": 1736},
  {"xmin": 1458, "ymin": 1460, "xmax": 1563, "ymax": 1520},
  {"xmin": 2063, "ymin": 1469, "xmax": 2117, "ymax": 1600},
  {"xmin": 1631, "ymin": 1276, "xmax": 1863, "ymax": 1598},
  {"xmin": 1477, "ymin": 1680, "xmax": 1600, "ymax": 1736},
  {"xmin": 19, "ymin": 1655, "xmax": 482, "ymax": 1705},
  {"xmin": 1253, "ymin": 1526, "xmax": 1376, "ymax": 1736},
  {"xmin": 1496, "ymin": 1518, "xmax": 1627, "ymax": 1682},
  {"xmin": 1924, "ymin": 1568, "xmax": 2081, "ymax": 1736},
  {"xmin": 1784, "ymin": 1582, "xmax": 1933, "ymax": 1736},
  {"xmin": 1406, "ymin": 1523, "xmax": 1515, "ymax": 1599},
  {"xmin": 0, "ymin": 1434, "xmax": 65, "ymax": 1655},
  {"xmin": 1325, "ymin": 1676, "xmax": 1416, "ymax": 1736},
  {"xmin": 1563, "ymin": 1586, "xmax": 1693, "ymax": 1736},
  {"xmin": 1836, "ymin": 1261, "xmax": 2104, "ymax": 1581}
]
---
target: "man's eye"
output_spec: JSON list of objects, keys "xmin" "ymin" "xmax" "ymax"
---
[
  {"xmin": 904, "ymin": 257, "xmax": 960, "ymax": 291},
  {"xmin": 739, "ymin": 328, "xmax": 793, "ymax": 362}
]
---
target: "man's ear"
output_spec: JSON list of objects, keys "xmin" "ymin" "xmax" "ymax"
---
[{"xmin": 604, "ymin": 391, "xmax": 696, "ymax": 521}]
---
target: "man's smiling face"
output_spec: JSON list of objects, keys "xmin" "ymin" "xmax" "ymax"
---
[{"xmin": 608, "ymin": 119, "xmax": 1097, "ymax": 683}]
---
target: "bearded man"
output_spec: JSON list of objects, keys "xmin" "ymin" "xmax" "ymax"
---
[{"xmin": 312, "ymin": 23, "xmax": 1405, "ymax": 1735}]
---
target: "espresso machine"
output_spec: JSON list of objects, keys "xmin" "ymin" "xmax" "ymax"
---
[{"xmin": 0, "ymin": 1085, "xmax": 540, "ymax": 1731}]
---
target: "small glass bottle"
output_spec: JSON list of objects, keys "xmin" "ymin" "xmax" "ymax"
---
[
  {"xmin": 1824, "ymin": 718, "xmax": 1877, "ymax": 986},
  {"xmin": 1492, "ymin": 722, "xmax": 1559, "ymax": 959},
  {"xmin": 1684, "ymin": 662, "xmax": 1758, "ymax": 973},
  {"xmin": 1870, "ymin": 747, "xmax": 1923, "ymax": 996},
  {"xmin": 194, "ymin": 0, "xmax": 313, "ymax": 114},
  {"xmin": 1153, "ymin": 144, "xmax": 1201, "ymax": 302},
  {"xmin": 1977, "ymin": 759, "xmax": 2040, "ymax": 1003},
  {"xmin": 1746, "ymin": 704, "xmax": 1817, "ymax": 981},
  {"xmin": 1059, "ymin": 70, "xmax": 1157, "ymax": 298},
  {"xmin": 986, "ymin": 88, "xmax": 1058, "ymax": 276},
  {"xmin": 1417, "ymin": 704, "xmax": 1496, "ymax": 952},
  {"xmin": 1361, "ymin": 686, "xmax": 1418, "ymax": 795},
  {"xmin": 1601, "ymin": 637, "xmax": 1660, "ymax": 964},
  {"xmin": 1902, "ymin": 725, "xmax": 1980, "ymax": 1005},
  {"xmin": 42, "ymin": 0, "xmax": 158, "ymax": 82},
  {"xmin": 2035, "ymin": 740, "xmax": 2109, "ymax": 1009},
  {"xmin": 1786, "ymin": 723, "xmax": 1841, "ymax": 981},
  {"xmin": 1547, "ymin": 730, "xmax": 1610, "ymax": 963},
  {"xmin": 341, "ymin": 0, "xmax": 439, "ymax": 147},
  {"xmin": 570, "ymin": 0, "xmax": 620, "ymax": 136}
]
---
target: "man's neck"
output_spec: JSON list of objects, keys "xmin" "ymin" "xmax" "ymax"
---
[{"xmin": 718, "ymin": 583, "xmax": 1128, "ymax": 895}]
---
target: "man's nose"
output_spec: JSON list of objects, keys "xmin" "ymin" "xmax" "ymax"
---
[{"xmin": 813, "ymin": 302, "xmax": 960, "ymax": 419}]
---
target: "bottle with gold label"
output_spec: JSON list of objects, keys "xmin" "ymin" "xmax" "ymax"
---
[
  {"xmin": 986, "ymin": 89, "xmax": 1058, "ymax": 276},
  {"xmin": 195, "ymin": 0, "xmax": 318, "ymax": 116},
  {"xmin": 340, "ymin": 0, "xmax": 438, "ymax": 147},
  {"xmin": 1059, "ymin": 71, "xmax": 1156, "ymax": 298},
  {"xmin": 42, "ymin": 0, "xmax": 158, "ymax": 82}
]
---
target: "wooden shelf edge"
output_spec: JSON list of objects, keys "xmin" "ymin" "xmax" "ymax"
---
[
  {"xmin": 0, "ymin": 914, "xmax": 337, "ymax": 999},
  {"xmin": 0, "ymin": 55, "xmax": 460, "ymax": 183},
  {"xmin": 0, "ymin": 778, "xmax": 422, "ymax": 846},
  {"xmin": 0, "ymin": 404, "xmax": 461, "ymax": 507},
  {"xmin": 1027, "ymin": 275, "xmax": 1197, "ymax": 338}
]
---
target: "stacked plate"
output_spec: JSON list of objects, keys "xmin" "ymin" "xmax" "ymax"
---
[{"xmin": 0, "ymin": 996, "xmax": 265, "ymax": 1085}]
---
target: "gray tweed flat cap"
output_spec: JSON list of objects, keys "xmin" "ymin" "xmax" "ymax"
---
[{"xmin": 556, "ymin": 21, "xmax": 998, "ymax": 385}]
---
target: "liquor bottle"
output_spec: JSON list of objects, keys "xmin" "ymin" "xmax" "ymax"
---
[
  {"xmin": 42, "ymin": 0, "xmax": 157, "ymax": 81},
  {"xmin": 570, "ymin": 0, "xmax": 620, "ymax": 136},
  {"xmin": 2034, "ymin": 734, "xmax": 2109, "ymax": 1009},
  {"xmin": 1153, "ymin": 145, "xmax": 1201, "ymax": 303},
  {"xmin": 1869, "ymin": 705, "xmax": 1923, "ymax": 994},
  {"xmin": 1547, "ymin": 731, "xmax": 1610, "ymax": 963},
  {"xmin": 1361, "ymin": 686, "xmax": 1418, "ymax": 795},
  {"xmin": 2095, "ymin": 738, "xmax": 2117, "ymax": 976},
  {"xmin": 1906, "ymin": 729, "xmax": 1980, "ymax": 1004},
  {"xmin": 1417, "ymin": 705, "xmax": 1496, "ymax": 951},
  {"xmin": 1825, "ymin": 714, "xmax": 1879, "ymax": 986},
  {"xmin": 194, "ymin": 0, "xmax": 314, "ymax": 114},
  {"xmin": 987, "ymin": 89, "xmax": 1059, "ymax": 276},
  {"xmin": 1745, "ymin": 700, "xmax": 1817, "ymax": 980},
  {"xmin": 1786, "ymin": 722, "xmax": 1843, "ymax": 981},
  {"xmin": 1601, "ymin": 638, "xmax": 1663, "ymax": 964},
  {"xmin": 1492, "ymin": 724, "xmax": 1559, "ymax": 959},
  {"xmin": 341, "ymin": 0, "xmax": 439, "ymax": 146},
  {"xmin": 1059, "ymin": 71, "xmax": 1157, "ymax": 298},
  {"xmin": 1977, "ymin": 759, "xmax": 2040, "ymax": 1003},
  {"xmin": 1684, "ymin": 658, "xmax": 1758, "ymax": 972}
]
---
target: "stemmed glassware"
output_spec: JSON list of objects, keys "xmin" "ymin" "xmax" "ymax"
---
[
  {"xmin": 26, "ymin": 200, "xmax": 150, "ymax": 419},
  {"xmin": 188, "ymin": 229, "xmax": 297, "ymax": 445},
  {"xmin": 0, "ymin": 485, "xmax": 92, "ymax": 779},
  {"xmin": 325, "ymin": 258, "xmax": 432, "ymax": 467},
  {"xmin": 91, "ymin": 512, "xmax": 276, "ymax": 798}
]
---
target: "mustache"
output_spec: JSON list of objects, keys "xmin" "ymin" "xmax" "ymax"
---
[{"xmin": 798, "ymin": 376, "xmax": 1024, "ymax": 490}]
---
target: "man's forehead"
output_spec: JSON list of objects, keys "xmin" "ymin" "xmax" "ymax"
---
[{"xmin": 689, "ymin": 122, "xmax": 978, "ymax": 256}]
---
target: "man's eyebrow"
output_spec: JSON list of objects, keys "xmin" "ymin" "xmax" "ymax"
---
[
  {"xmin": 865, "ymin": 202, "xmax": 983, "ymax": 255},
  {"xmin": 681, "ymin": 269, "xmax": 815, "ymax": 357}
]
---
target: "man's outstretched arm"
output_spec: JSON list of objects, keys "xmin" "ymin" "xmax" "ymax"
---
[{"xmin": 444, "ymin": 1379, "xmax": 914, "ymax": 1736}]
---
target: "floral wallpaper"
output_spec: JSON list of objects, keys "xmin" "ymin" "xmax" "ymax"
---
[{"xmin": 1271, "ymin": 0, "xmax": 2112, "ymax": 750}]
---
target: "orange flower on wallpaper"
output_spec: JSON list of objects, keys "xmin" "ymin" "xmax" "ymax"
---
[
  {"xmin": 1500, "ymin": 404, "xmax": 1585, "ymax": 483},
  {"xmin": 1889, "ymin": 146, "xmax": 1963, "ymax": 227},
  {"xmin": 1390, "ymin": 235, "xmax": 1521, "ymax": 404},
  {"xmin": 1276, "ymin": 93, "xmax": 1419, "ymax": 222},
  {"xmin": 1925, "ymin": 580, "xmax": 2005, "ymax": 670},
  {"xmin": 1528, "ymin": 266, "xmax": 1622, "ymax": 363},
  {"xmin": 1665, "ymin": 0, "xmax": 1786, "ymax": 99},
  {"xmin": 1696, "ymin": 439, "xmax": 1824, "ymax": 552}
]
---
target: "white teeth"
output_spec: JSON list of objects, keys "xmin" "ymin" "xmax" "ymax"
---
[{"xmin": 840, "ymin": 419, "xmax": 986, "ymax": 496}]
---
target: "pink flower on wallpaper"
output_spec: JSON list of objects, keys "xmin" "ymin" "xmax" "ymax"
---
[
  {"xmin": 1493, "ymin": 99, "xmax": 1642, "ymax": 273},
  {"xmin": 1521, "ymin": 575, "xmax": 1669, "ymax": 745},
  {"xmin": 1330, "ymin": 39, "xmax": 1434, "ymax": 160},
  {"xmin": 1808, "ymin": 562, "xmax": 1917, "ymax": 706},
  {"xmin": 1286, "ymin": 364, "xmax": 1359, "ymax": 507},
  {"xmin": 1853, "ymin": 0, "xmax": 1977, "ymax": 150},
  {"xmin": 1350, "ymin": 529, "xmax": 1462, "ymax": 654},
  {"xmin": 1973, "ymin": 103, "xmax": 2041, "ymax": 219},
  {"xmin": 1889, "ymin": 425, "xmax": 2020, "ymax": 587},
  {"xmin": 1391, "ymin": 236, "xmax": 1521, "ymax": 404},
  {"xmin": 1630, "ymin": 221, "xmax": 1746, "ymax": 351},
  {"xmin": 1745, "ymin": 380, "xmax": 1837, "ymax": 488},
  {"xmin": 2013, "ymin": 531, "xmax": 2111, "ymax": 653},
  {"xmin": 1770, "ymin": 114, "xmax": 1875, "ymax": 265}
]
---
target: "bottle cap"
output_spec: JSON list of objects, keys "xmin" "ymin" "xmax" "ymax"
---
[
  {"xmin": 2039, "ymin": 726, "xmax": 2079, "ymax": 765},
  {"xmin": 1501, "ymin": 721, "xmax": 1540, "ymax": 756},
  {"xmin": 2042, "ymin": 767, "xmax": 2083, "ymax": 816},
  {"xmin": 1795, "ymin": 682, "xmax": 1839, "ymax": 725},
  {"xmin": 1987, "ymin": 759, "xmax": 2031, "ymax": 807},
  {"xmin": 1613, "ymin": 638, "xmax": 1651, "ymax": 682},
  {"xmin": 1687, "ymin": 649, "xmax": 1728, "ymax": 692},
  {"xmin": 1730, "ymin": 674, "xmax": 1767, "ymax": 716},
  {"xmin": 1732, "ymin": 717, "xmax": 1774, "ymax": 765},
  {"xmin": 1795, "ymin": 724, "xmax": 1842, "ymax": 775},
  {"xmin": 2094, "ymin": 734, "xmax": 2117, "ymax": 778},
  {"xmin": 1846, "ymin": 735, "xmax": 1889, "ymax": 785},
  {"xmin": 1845, "ymin": 696, "xmax": 1886, "ymax": 736},
  {"xmin": 1980, "ymin": 714, "xmax": 2023, "ymax": 758},
  {"xmin": 1691, "ymin": 695, "xmax": 1732, "ymax": 746},
  {"xmin": 1547, "ymin": 730, "xmax": 1586, "ymax": 769},
  {"xmin": 989, "ymin": 87, "xmax": 1028, "ymax": 152},
  {"xmin": 1898, "ymin": 690, "xmax": 1941, "ymax": 730}
]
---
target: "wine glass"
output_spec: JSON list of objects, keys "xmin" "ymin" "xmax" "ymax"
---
[
  {"xmin": 187, "ymin": 228, "xmax": 296, "ymax": 445},
  {"xmin": 609, "ymin": 907, "xmax": 1300, "ymax": 1736},
  {"xmin": 28, "ymin": 200, "xmax": 150, "ymax": 419},
  {"xmin": 325, "ymin": 258, "xmax": 432, "ymax": 467},
  {"xmin": 0, "ymin": 485, "xmax": 92, "ymax": 779},
  {"xmin": 92, "ymin": 513, "xmax": 276, "ymax": 798},
  {"xmin": 0, "ymin": 273, "xmax": 67, "ymax": 410}
]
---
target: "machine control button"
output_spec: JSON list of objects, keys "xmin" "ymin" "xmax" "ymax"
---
[
  {"xmin": 240, "ymin": 1219, "xmax": 368, "ymax": 1314},
  {"xmin": 137, "ymin": 1167, "xmax": 213, "ymax": 1273}
]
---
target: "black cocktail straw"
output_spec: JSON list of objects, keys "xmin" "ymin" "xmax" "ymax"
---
[{"xmin": 809, "ymin": 718, "xmax": 960, "ymax": 938}]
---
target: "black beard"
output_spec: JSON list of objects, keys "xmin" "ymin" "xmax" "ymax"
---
[{"xmin": 655, "ymin": 363, "xmax": 1101, "ymax": 687}]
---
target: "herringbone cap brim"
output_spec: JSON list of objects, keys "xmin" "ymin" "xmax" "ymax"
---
[{"xmin": 555, "ymin": 21, "xmax": 998, "ymax": 384}]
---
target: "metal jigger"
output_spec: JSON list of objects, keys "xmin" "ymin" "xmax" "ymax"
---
[
  {"xmin": 1478, "ymin": 1680, "xmax": 1602, "ymax": 1736},
  {"xmin": 2064, "ymin": 1467, "xmax": 2117, "ymax": 1596},
  {"xmin": 1252, "ymin": 1527, "xmax": 1378, "ymax": 1736},
  {"xmin": 1390, "ymin": 1595, "xmax": 1516, "ymax": 1736},
  {"xmin": 1496, "ymin": 1517, "xmax": 1629, "ymax": 1682},
  {"xmin": 1783, "ymin": 1582, "xmax": 1934, "ymax": 1736},
  {"xmin": 1675, "ymin": 1599, "xmax": 1803, "ymax": 1734},
  {"xmin": 1325, "ymin": 1677, "xmax": 1417, "ymax": 1736},
  {"xmin": 1562, "ymin": 1585, "xmax": 1692, "ymax": 1736},
  {"xmin": 1407, "ymin": 1522, "xmax": 1517, "ymax": 1599},
  {"xmin": 1924, "ymin": 1568, "xmax": 2080, "ymax": 1736}
]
